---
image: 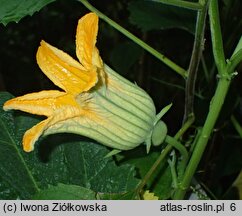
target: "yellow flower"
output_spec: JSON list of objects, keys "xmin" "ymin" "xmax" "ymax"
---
[
  {"xmin": 3, "ymin": 13, "xmax": 166, "ymax": 153},
  {"xmin": 143, "ymin": 190, "xmax": 159, "ymax": 200}
]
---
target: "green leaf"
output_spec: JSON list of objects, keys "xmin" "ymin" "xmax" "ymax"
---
[
  {"xmin": 32, "ymin": 183, "xmax": 96, "ymax": 200},
  {"xmin": 0, "ymin": 0, "xmax": 55, "ymax": 26},
  {"xmin": 9, "ymin": 113, "xmax": 70, "ymax": 190},
  {"xmin": 128, "ymin": 0, "xmax": 196, "ymax": 34},
  {"xmin": 122, "ymin": 148, "xmax": 172, "ymax": 199},
  {"xmin": 98, "ymin": 191, "xmax": 138, "ymax": 200},
  {"xmin": 0, "ymin": 92, "xmax": 39, "ymax": 199},
  {"xmin": 15, "ymin": 128, "xmax": 70, "ymax": 188},
  {"xmin": 64, "ymin": 141, "xmax": 140, "ymax": 193},
  {"xmin": 0, "ymin": 176, "xmax": 18, "ymax": 199}
]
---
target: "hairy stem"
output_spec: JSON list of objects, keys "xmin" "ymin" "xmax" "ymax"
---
[
  {"xmin": 174, "ymin": 0, "xmax": 231, "ymax": 199},
  {"xmin": 209, "ymin": 0, "xmax": 226, "ymax": 74},
  {"xmin": 174, "ymin": 78, "xmax": 230, "ymax": 199},
  {"xmin": 184, "ymin": 0, "xmax": 209, "ymax": 122}
]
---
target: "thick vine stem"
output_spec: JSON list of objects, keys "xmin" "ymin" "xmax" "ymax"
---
[
  {"xmin": 174, "ymin": 78, "xmax": 231, "ymax": 199},
  {"xmin": 208, "ymin": 0, "xmax": 227, "ymax": 74},
  {"xmin": 174, "ymin": 0, "xmax": 231, "ymax": 199},
  {"xmin": 184, "ymin": 0, "xmax": 209, "ymax": 122}
]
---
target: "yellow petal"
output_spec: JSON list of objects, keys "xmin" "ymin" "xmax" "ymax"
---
[
  {"xmin": 37, "ymin": 40, "xmax": 97, "ymax": 95},
  {"xmin": 22, "ymin": 103, "xmax": 85, "ymax": 152},
  {"xmin": 76, "ymin": 12, "xmax": 102, "ymax": 69},
  {"xmin": 3, "ymin": 90, "xmax": 79, "ymax": 117},
  {"xmin": 23, "ymin": 118, "xmax": 50, "ymax": 152},
  {"xmin": 23, "ymin": 104, "xmax": 85, "ymax": 152}
]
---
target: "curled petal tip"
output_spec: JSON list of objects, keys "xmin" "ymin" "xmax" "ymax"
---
[
  {"xmin": 23, "ymin": 133, "xmax": 35, "ymax": 152},
  {"xmin": 23, "ymin": 143, "xmax": 33, "ymax": 153},
  {"xmin": 3, "ymin": 98, "xmax": 22, "ymax": 112},
  {"xmin": 23, "ymin": 119, "xmax": 50, "ymax": 152},
  {"xmin": 40, "ymin": 39, "xmax": 46, "ymax": 45},
  {"xmin": 3, "ymin": 100, "xmax": 11, "ymax": 111}
]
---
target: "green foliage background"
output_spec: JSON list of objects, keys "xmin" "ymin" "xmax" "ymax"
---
[{"xmin": 0, "ymin": 0, "xmax": 242, "ymax": 199}]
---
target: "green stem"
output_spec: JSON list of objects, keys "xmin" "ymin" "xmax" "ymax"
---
[
  {"xmin": 174, "ymin": 0, "xmax": 231, "ymax": 199},
  {"xmin": 78, "ymin": 0, "xmax": 187, "ymax": 78},
  {"xmin": 136, "ymin": 144, "xmax": 173, "ymax": 193},
  {"xmin": 174, "ymin": 78, "xmax": 230, "ymax": 199},
  {"xmin": 184, "ymin": 0, "xmax": 209, "ymax": 122},
  {"xmin": 231, "ymin": 115, "xmax": 242, "ymax": 138},
  {"xmin": 209, "ymin": 0, "xmax": 227, "ymax": 75},
  {"xmin": 188, "ymin": 127, "xmax": 202, "ymax": 155},
  {"xmin": 229, "ymin": 49, "xmax": 242, "ymax": 74},
  {"xmin": 165, "ymin": 135, "xmax": 189, "ymax": 173},
  {"xmin": 153, "ymin": 0, "xmax": 203, "ymax": 10},
  {"xmin": 176, "ymin": 114, "xmax": 195, "ymax": 139},
  {"xmin": 136, "ymin": 116, "xmax": 194, "ymax": 194},
  {"xmin": 168, "ymin": 156, "xmax": 178, "ymax": 188}
]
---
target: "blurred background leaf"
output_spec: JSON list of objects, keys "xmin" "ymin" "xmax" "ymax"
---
[
  {"xmin": 110, "ymin": 41, "xmax": 143, "ymax": 76},
  {"xmin": 128, "ymin": 0, "xmax": 196, "ymax": 34},
  {"xmin": 0, "ymin": 0, "xmax": 56, "ymax": 26}
]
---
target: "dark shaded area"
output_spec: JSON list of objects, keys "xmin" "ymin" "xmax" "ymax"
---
[{"xmin": 0, "ymin": 0, "xmax": 242, "ymax": 199}]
